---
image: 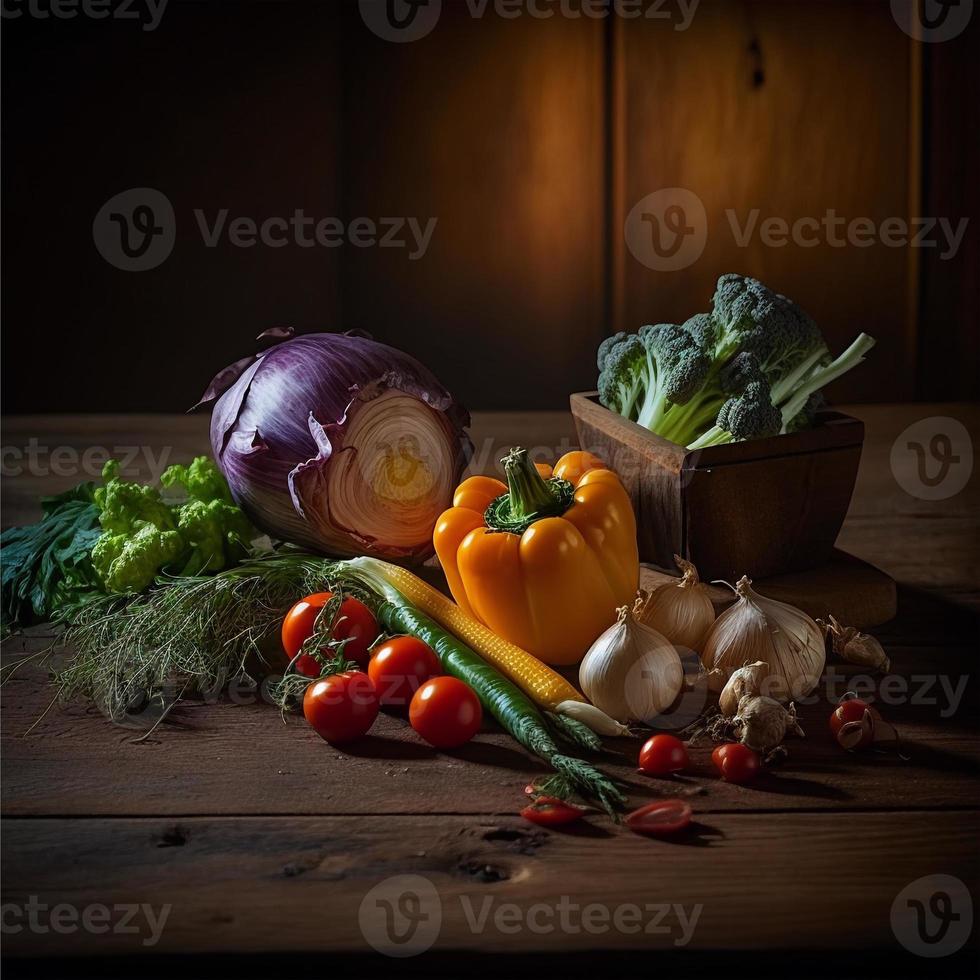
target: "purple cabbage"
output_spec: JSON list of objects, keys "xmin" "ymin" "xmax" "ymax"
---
[{"xmin": 196, "ymin": 329, "xmax": 472, "ymax": 562}]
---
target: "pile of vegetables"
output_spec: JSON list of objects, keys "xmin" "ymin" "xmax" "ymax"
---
[
  {"xmin": 2, "ymin": 321, "xmax": 901, "ymax": 835},
  {"xmin": 597, "ymin": 273, "xmax": 876, "ymax": 448},
  {"xmin": 1, "ymin": 457, "xmax": 252, "ymax": 628}
]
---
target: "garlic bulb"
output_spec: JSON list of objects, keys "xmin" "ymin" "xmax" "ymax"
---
[
  {"xmin": 637, "ymin": 556, "xmax": 716, "ymax": 653},
  {"xmin": 701, "ymin": 577, "xmax": 825, "ymax": 701},
  {"xmin": 733, "ymin": 694, "xmax": 805, "ymax": 752},
  {"xmin": 817, "ymin": 615, "xmax": 891, "ymax": 673},
  {"xmin": 578, "ymin": 604, "xmax": 684, "ymax": 725},
  {"xmin": 718, "ymin": 660, "xmax": 770, "ymax": 717}
]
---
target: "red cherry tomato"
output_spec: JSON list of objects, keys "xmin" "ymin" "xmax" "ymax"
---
[
  {"xmin": 303, "ymin": 671, "xmax": 379, "ymax": 744},
  {"xmin": 638, "ymin": 734, "xmax": 689, "ymax": 776},
  {"xmin": 711, "ymin": 742, "xmax": 761, "ymax": 783},
  {"xmin": 282, "ymin": 592, "xmax": 379, "ymax": 675},
  {"xmin": 368, "ymin": 636, "xmax": 442, "ymax": 708},
  {"xmin": 520, "ymin": 796, "xmax": 586, "ymax": 827},
  {"xmin": 409, "ymin": 676, "xmax": 482, "ymax": 749},
  {"xmin": 830, "ymin": 697, "xmax": 880, "ymax": 749},
  {"xmin": 624, "ymin": 799, "xmax": 693, "ymax": 837}
]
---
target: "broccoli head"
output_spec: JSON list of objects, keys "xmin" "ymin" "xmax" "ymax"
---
[{"xmin": 597, "ymin": 325, "xmax": 710, "ymax": 432}]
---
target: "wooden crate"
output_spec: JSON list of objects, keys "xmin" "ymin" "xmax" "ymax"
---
[{"xmin": 570, "ymin": 392, "xmax": 865, "ymax": 581}]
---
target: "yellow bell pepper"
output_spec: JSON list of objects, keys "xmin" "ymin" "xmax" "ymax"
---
[{"xmin": 433, "ymin": 447, "xmax": 639, "ymax": 665}]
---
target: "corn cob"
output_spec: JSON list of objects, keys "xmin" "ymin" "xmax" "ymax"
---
[{"xmin": 345, "ymin": 556, "xmax": 626, "ymax": 736}]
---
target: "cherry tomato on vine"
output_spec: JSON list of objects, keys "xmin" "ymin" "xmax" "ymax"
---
[
  {"xmin": 368, "ymin": 636, "xmax": 442, "ymax": 708},
  {"xmin": 303, "ymin": 670, "xmax": 379, "ymax": 744},
  {"xmin": 282, "ymin": 591, "xmax": 379, "ymax": 676},
  {"xmin": 638, "ymin": 734, "xmax": 689, "ymax": 776},
  {"xmin": 830, "ymin": 697, "xmax": 880, "ymax": 749},
  {"xmin": 409, "ymin": 676, "xmax": 482, "ymax": 749},
  {"xmin": 624, "ymin": 799, "xmax": 693, "ymax": 837},
  {"xmin": 711, "ymin": 743, "xmax": 761, "ymax": 783},
  {"xmin": 520, "ymin": 796, "xmax": 586, "ymax": 827}
]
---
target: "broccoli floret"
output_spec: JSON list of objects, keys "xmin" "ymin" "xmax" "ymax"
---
[
  {"xmin": 784, "ymin": 391, "xmax": 826, "ymax": 434},
  {"xmin": 680, "ymin": 313, "xmax": 715, "ymax": 351},
  {"xmin": 597, "ymin": 326, "xmax": 709, "ymax": 432},
  {"xmin": 597, "ymin": 331, "xmax": 629, "ymax": 372},
  {"xmin": 597, "ymin": 335, "xmax": 646, "ymax": 418},
  {"xmin": 688, "ymin": 380, "xmax": 781, "ymax": 450}
]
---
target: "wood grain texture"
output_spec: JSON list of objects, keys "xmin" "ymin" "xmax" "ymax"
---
[
  {"xmin": 3, "ymin": 810, "xmax": 977, "ymax": 958},
  {"xmin": 337, "ymin": 4, "xmax": 606, "ymax": 410},
  {"xmin": 617, "ymin": 0, "xmax": 913, "ymax": 402}
]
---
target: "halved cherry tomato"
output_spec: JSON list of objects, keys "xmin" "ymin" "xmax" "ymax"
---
[
  {"xmin": 638, "ymin": 734, "xmax": 689, "ymax": 776},
  {"xmin": 624, "ymin": 799, "xmax": 693, "ymax": 836},
  {"xmin": 368, "ymin": 636, "xmax": 442, "ymax": 708},
  {"xmin": 711, "ymin": 742, "xmax": 761, "ymax": 783},
  {"xmin": 520, "ymin": 795, "xmax": 586, "ymax": 827},
  {"xmin": 409, "ymin": 676, "xmax": 482, "ymax": 748},
  {"xmin": 282, "ymin": 592, "xmax": 379, "ymax": 675},
  {"xmin": 303, "ymin": 670, "xmax": 379, "ymax": 744},
  {"xmin": 830, "ymin": 697, "xmax": 880, "ymax": 749}
]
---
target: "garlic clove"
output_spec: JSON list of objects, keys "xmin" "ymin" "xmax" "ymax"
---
[
  {"xmin": 718, "ymin": 660, "xmax": 770, "ymax": 717},
  {"xmin": 733, "ymin": 693, "xmax": 804, "ymax": 753}
]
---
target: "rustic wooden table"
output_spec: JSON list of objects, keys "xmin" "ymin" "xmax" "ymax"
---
[{"xmin": 2, "ymin": 405, "xmax": 978, "ymax": 978}]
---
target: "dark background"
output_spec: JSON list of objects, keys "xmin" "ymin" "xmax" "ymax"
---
[{"xmin": 1, "ymin": 0, "xmax": 977, "ymax": 414}]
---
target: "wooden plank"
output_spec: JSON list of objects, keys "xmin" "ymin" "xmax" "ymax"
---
[
  {"xmin": 2, "ymin": 640, "xmax": 976, "ymax": 819},
  {"xmin": 2, "ymin": 810, "xmax": 976, "ymax": 957},
  {"xmin": 338, "ymin": 4, "xmax": 606, "ymax": 411},
  {"xmin": 617, "ymin": 0, "xmax": 913, "ymax": 402}
]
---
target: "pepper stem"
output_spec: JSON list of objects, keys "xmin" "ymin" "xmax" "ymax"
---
[
  {"xmin": 502, "ymin": 447, "xmax": 560, "ymax": 520},
  {"xmin": 484, "ymin": 447, "xmax": 574, "ymax": 535}
]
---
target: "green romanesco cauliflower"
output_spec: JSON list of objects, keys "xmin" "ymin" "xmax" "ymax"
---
[{"xmin": 90, "ymin": 457, "xmax": 253, "ymax": 594}]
